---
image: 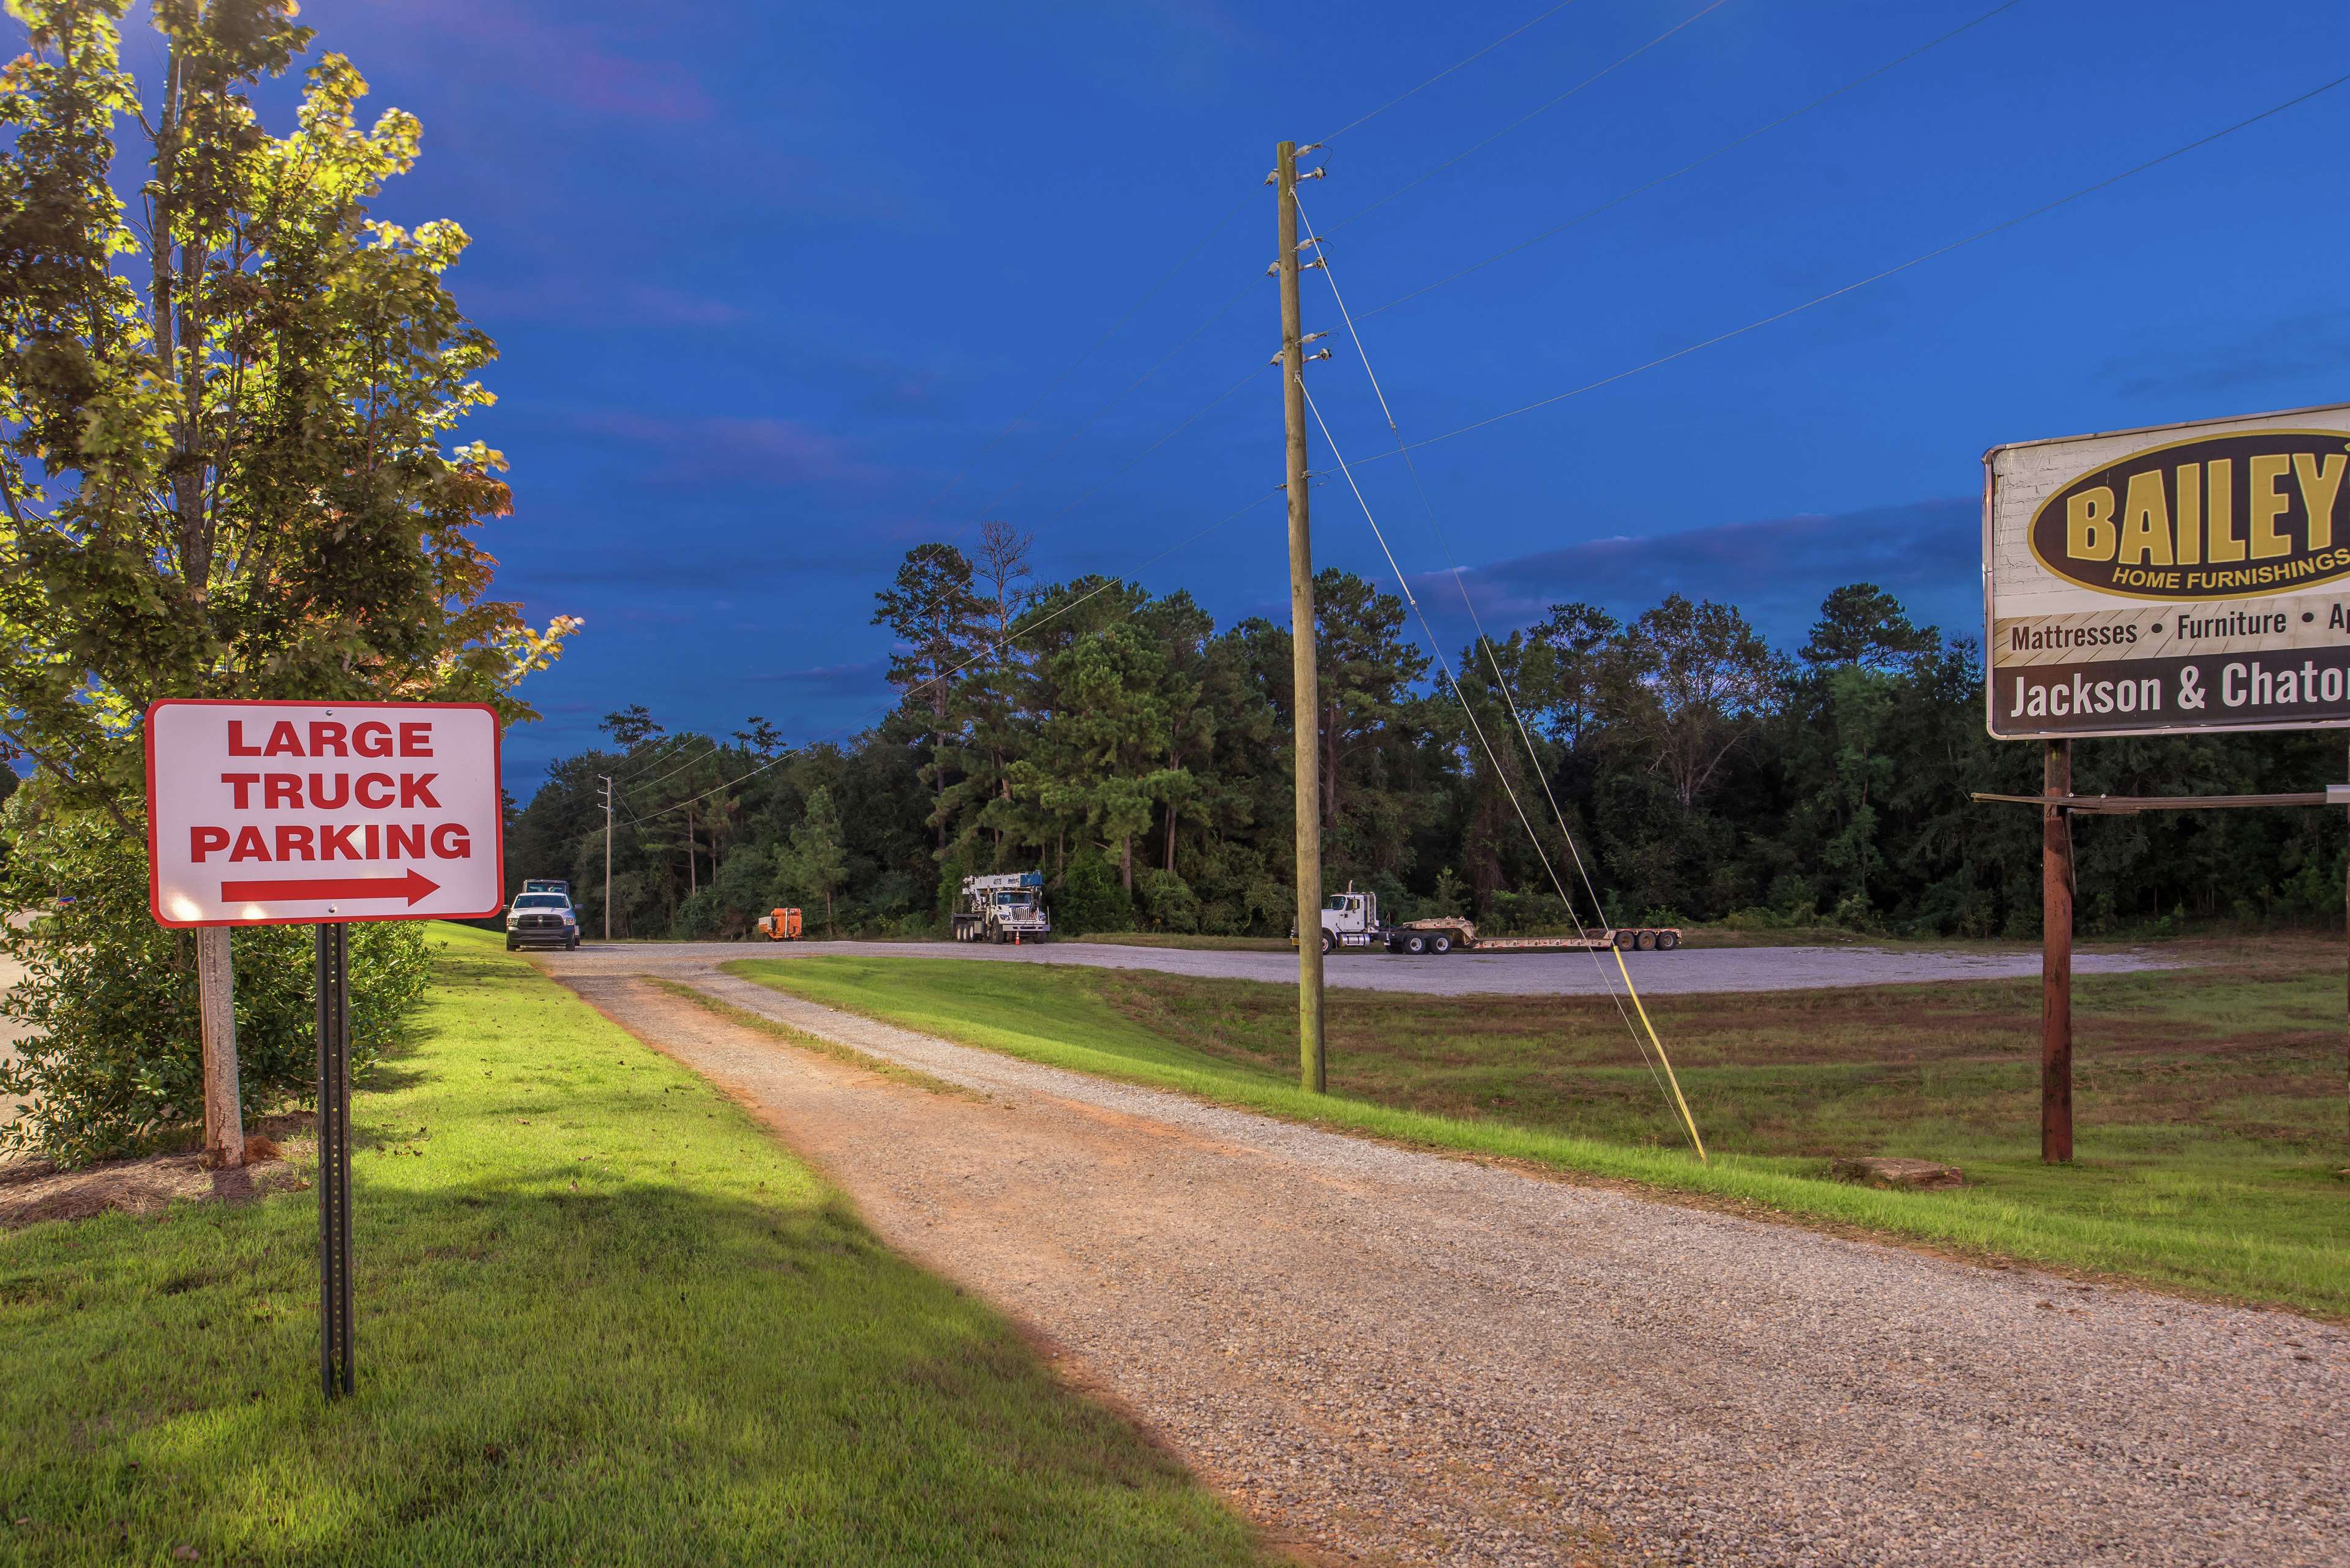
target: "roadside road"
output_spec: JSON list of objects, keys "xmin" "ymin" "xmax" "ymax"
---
[
  {"xmin": 552, "ymin": 936, "xmax": 2163, "ymax": 996},
  {"xmin": 553, "ymin": 954, "xmax": 2347, "ymax": 1568}
]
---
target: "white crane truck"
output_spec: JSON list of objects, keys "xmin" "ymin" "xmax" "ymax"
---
[
  {"xmin": 1304, "ymin": 888, "xmax": 1680, "ymax": 956},
  {"xmin": 953, "ymin": 871, "xmax": 1052, "ymax": 943}
]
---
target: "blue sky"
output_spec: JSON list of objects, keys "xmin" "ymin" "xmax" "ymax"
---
[{"xmin": 277, "ymin": 0, "xmax": 2350, "ymax": 784}]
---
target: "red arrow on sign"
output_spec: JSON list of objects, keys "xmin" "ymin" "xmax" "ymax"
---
[{"xmin": 220, "ymin": 870, "xmax": 441, "ymax": 906}]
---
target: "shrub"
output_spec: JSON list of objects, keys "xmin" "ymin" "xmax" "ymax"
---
[
  {"xmin": 0, "ymin": 801, "xmax": 430, "ymax": 1167},
  {"xmin": 1052, "ymin": 853, "xmax": 1132, "ymax": 936},
  {"xmin": 1134, "ymin": 870, "xmax": 1200, "ymax": 933}
]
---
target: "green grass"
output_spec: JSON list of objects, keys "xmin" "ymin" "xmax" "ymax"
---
[
  {"xmin": 733, "ymin": 946, "xmax": 2350, "ymax": 1320},
  {"xmin": 0, "ymin": 927, "xmax": 1265, "ymax": 1567}
]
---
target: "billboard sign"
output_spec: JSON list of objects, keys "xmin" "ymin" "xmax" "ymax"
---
[
  {"xmin": 1985, "ymin": 403, "xmax": 2350, "ymax": 737},
  {"xmin": 145, "ymin": 699, "xmax": 504, "ymax": 927}
]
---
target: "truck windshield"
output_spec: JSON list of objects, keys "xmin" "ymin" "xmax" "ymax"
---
[{"xmin": 512, "ymin": 895, "xmax": 569, "ymax": 910}]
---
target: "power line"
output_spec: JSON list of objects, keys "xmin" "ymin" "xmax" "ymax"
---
[
  {"xmin": 1317, "ymin": 1, "xmax": 1582, "ymax": 144},
  {"xmin": 616, "ymin": 734, "xmax": 725, "ymax": 801},
  {"xmin": 1360, "ymin": 0, "xmax": 2030, "ymax": 319},
  {"xmin": 1357, "ymin": 68, "xmax": 2350, "ymax": 465},
  {"xmin": 896, "ymin": 1, "xmax": 1586, "ymax": 556},
  {"xmin": 1298, "ymin": 373, "xmax": 1704, "ymax": 1158},
  {"xmin": 1323, "ymin": 0, "xmax": 1737, "ymax": 237},
  {"xmin": 1304, "ymin": 184, "xmax": 1674, "ymax": 1088}
]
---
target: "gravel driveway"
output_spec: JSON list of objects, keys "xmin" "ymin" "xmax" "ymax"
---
[
  {"xmin": 557, "ymin": 958, "xmax": 2348, "ymax": 1568},
  {"xmin": 548, "ymin": 936, "xmax": 2165, "ymax": 997}
]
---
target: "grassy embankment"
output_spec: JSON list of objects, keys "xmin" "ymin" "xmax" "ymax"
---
[
  {"xmin": 0, "ymin": 926, "xmax": 1265, "ymax": 1567},
  {"xmin": 733, "ymin": 943, "xmax": 2350, "ymax": 1319}
]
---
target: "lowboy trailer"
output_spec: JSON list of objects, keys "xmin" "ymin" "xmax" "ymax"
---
[{"xmin": 1304, "ymin": 889, "xmax": 1680, "ymax": 956}]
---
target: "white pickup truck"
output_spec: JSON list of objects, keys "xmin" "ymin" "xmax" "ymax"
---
[{"xmin": 1305, "ymin": 889, "xmax": 1680, "ymax": 956}]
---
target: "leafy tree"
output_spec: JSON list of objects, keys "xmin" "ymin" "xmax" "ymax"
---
[
  {"xmin": 874, "ymin": 543, "xmax": 982, "ymax": 849},
  {"xmin": 1309, "ymin": 570, "xmax": 1431, "ymax": 884},
  {"xmin": 603, "ymin": 705, "xmax": 665, "ymax": 747},
  {"xmin": 782, "ymin": 785, "xmax": 848, "ymax": 933},
  {"xmin": 0, "ymin": 0, "xmax": 572, "ymax": 1161},
  {"xmin": 733, "ymin": 715, "xmax": 785, "ymax": 756},
  {"xmin": 1802, "ymin": 583, "xmax": 1939, "ymax": 673},
  {"xmin": 1609, "ymin": 595, "xmax": 1783, "ymax": 810}
]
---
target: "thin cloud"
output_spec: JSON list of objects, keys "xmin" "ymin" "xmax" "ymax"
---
[
  {"xmin": 574, "ymin": 411, "xmax": 875, "ymax": 488},
  {"xmin": 393, "ymin": 1, "xmax": 713, "ymax": 122},
  {"xmin": 1426, "ymin": 497, "xmax": 1980, "ymax": 646}
]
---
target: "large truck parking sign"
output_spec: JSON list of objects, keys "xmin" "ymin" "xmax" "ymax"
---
[
  {"xmin": 1984, "ymin": 402, "xmax": 2350, "ymax": 738},
  {"xmin": 145, "ymin": 699, "xmax": 504, "ymax": 926}
]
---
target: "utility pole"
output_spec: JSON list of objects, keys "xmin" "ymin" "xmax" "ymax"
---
[
  {"xmin": 599, "ymin": 774, "xmax": 614, "ymax": 943},
  {"xmin": 1276, "ymin": 138, "xmax": 1325, "ymax": 1094}
]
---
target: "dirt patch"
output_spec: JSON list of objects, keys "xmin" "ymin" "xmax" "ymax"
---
[{"xmin": 0, "ymin": 1113, "xmax": 310, "ymax": 1227}]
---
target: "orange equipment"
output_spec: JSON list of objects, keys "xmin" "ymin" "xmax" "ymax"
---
[{"xmin": 753, "ymin": 907, "xmax": 803, "ymax": 941}]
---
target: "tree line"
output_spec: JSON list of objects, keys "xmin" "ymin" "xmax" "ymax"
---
[{"xmin": 511, "ymin": 526, "xmax": 2350, "ymax": 943}]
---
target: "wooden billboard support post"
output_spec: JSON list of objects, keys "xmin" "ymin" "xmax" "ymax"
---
[
  {"xmin": 2041, "ymin": 741, "xmax": 2073, "ymax": 1163},
  {"xmin": 1975, "ymin": 778, "xmax": 2350, "ymax": 1164}
]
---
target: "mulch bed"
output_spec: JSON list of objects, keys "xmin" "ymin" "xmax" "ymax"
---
[{"xmin": 0, "ymin": 1113, "xmax": 312, "ymax": 1227}]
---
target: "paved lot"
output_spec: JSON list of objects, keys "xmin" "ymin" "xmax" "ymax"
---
[
  {"xmin": 561, "ymin": 960, "xmax": 2348, "ymax": 1568},
  {"xmin": 547, "ymin": 936, "xmax": 2165, "ymax": 996}
]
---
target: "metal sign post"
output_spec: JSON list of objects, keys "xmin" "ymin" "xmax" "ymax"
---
[
  {"xmin": 141, "ymin": 698, "xmax": 504, "ymax": 1402},
  {"xmin": 315, "ymin": 923, "xmax": 354, "ymax": 1398}
]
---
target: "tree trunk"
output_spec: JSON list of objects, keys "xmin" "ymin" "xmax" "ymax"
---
[
  {"xmin": 195, "ymin": 928, "xmax": 244, "ymax": 1168},
  {"xmin": 687, "ymin": 805, "xmax": 697, "ymax": 896},
  {"xmin": 1121, "ymin": 835, "xmax": 1132, "ymax": 890},
  {"xmin": 1164, "ymin": 805, "xmax": 1177, "ymax": 873}
]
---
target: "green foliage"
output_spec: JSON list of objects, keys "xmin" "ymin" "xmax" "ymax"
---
[
  {"xmin": 0, "ymin": 2, "xmax": 564, "ymax": 1162},
  {"xmin": 506, "ymin": 559, "xmax": 2350, "ymax": 946},
  {"xmin": 0, "ymin": 1, "xmax": 576, "ymax": 816},
  {"xmin": 779, "ymin": 785, "xmax": 850, "ymax": 933},
  {"xmin": 1054, "ymin": 853, "xmax": 1132, "ymax": 936},
  {"xmin": 0, "ymin": 792, "xmax": 428, "ymax": 1165},
  {"xmin": 1133, "ymin": 868, "xmax": 1199, "ymax": 933}
]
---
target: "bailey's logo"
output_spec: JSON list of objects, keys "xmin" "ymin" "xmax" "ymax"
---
[{"xmin": 2028, "ymin": 430, "xmax": 2350, "ymax": 600}]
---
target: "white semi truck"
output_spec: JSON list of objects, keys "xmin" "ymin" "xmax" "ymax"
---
[
  {"xmin": 1303, "ymin": 888, "xmax": 1680, "ymax": 956},
  {"xmin": 952, "ymin": 871, "xmax": 1052, "ymax": 944}
]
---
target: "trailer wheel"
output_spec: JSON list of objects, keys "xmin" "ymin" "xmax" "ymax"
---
[
  {"xmin": 1635, "ymin": 929, "xmax": 1656, "ymax": 951},
  {"xmin": 1431, "ymin": 933, "xmax": 1453, "ymax": 955},
  {"xmin": 1655, "ymin": 930, "xmax": 1680, "ymax": 952},
  {"xmin": 1404, "ymin": 932, "xmax": 1427, "ymax": 955},
  {"xmin": 1614, "ymin": 928, "xmax": 1637, "ymax": 950}
]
